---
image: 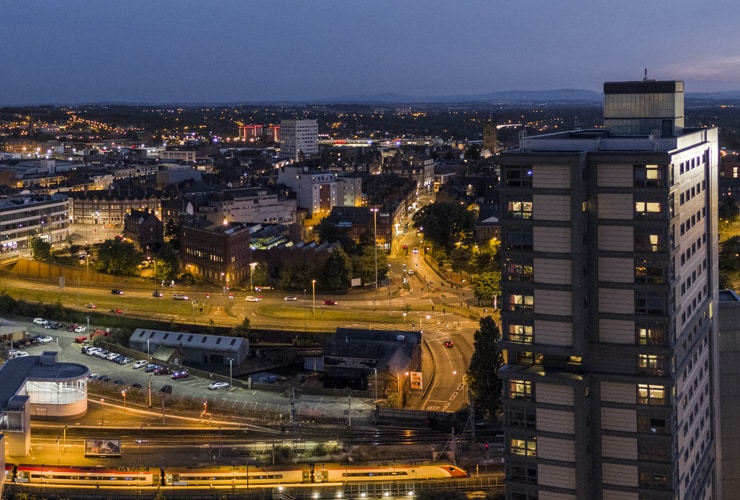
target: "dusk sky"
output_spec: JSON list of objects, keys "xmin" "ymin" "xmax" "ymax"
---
[{"xmin": 2, "ymin": 0, "xmax": 738, "ymax": 105}]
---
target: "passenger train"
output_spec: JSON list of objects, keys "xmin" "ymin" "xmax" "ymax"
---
[{"xmin": 5, "ymin": 462, "xmax": 467, "ymax": 488}]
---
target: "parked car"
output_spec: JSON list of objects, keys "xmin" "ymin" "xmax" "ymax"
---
[
  {"xmin": 117, "ymin": 356, "xmax": 134, "ymax": 365},
  {"xmin": 131, "ymin": 383, "xmax": 143, "ymax": 388},
  {"xmin": 74, "ymin": 325, "xmax": 87, "ymax": 333},
  {"xmin": 85, "ymin": 303, "xmax": 97, "ymax": 309},
  {"xmin": 172, "ymin": 369, "xmax": 190, "ymax": 380},
  {"xmin": 444, "ymin": 340, "xmax": 455, "ymax": 348},
  {"xmin": 113, "ymin": 379, "xmax": 126, "ymax": 385},
  {"xmin": 144, "ymin": 364, "xmax": 161, "ymax": 373},
  {"xmin": 32, "ymin": 318, "xmax": 47, "ymax": 325},
  {"xmin": 74, "ymin": 336, "xmax": 88, "ymax": 343},
  {"xmin": 36, "ymin": 335, "xmax": 53, "ymax": 344},
  {"xmin": 208, "ymin": 381, "xmax": 230, "ymax": 390},
  {"xmin": 132, "ymin": 360, "xmax": 148, "ymax": 369},
  {"xmin": 67, "ymin": 324, "xmax": 79, "ymax": 332},
  {"xmin": 111, "ymin": 289, "xmax": 124, "ymax": 295},
  {"xmin": 284, "ymin": 296, "xmax": 298, "ymax": 301},
  {"xmin": 8, "ymin": 350, "xmax": 29, "ymax": 358},
  {"xmin": 154, "ymin": 366, "xmax": 171, "ymax": 376},
  {"xmin": 98, "ymin": 375, "xmax": 111, "ymax": 382},
  {"xmin": 160, "ymin": 385, "xmax": 173, "ymax": 394},
  {"xmin": 245, "ymin": 295, "xmax": 262, "ymax": 302}
]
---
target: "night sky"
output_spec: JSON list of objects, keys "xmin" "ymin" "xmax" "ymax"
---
[{"xmin": 2, "ymin": 0, "xmax": 738, "ymax": 105}]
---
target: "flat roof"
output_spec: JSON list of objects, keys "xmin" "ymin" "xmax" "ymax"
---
[{"xmin": 0, "ymin": 352, "xmax": 89, "ymax": 410}]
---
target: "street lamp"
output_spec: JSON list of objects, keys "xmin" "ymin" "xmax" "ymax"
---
[
  {"xmin": 100, "ymin": 398, "xmax": 105, "ymax": 425},
  {"xmin": 228, "ymin": 358, "xmax": 233, "ymax": 391},
  {"xmin": 121, "ymin": 390, "xmax": 127, "ymax": 413},
  {"xmin": 249, "ymin": 262, "xmax": 258, "ymax": 292},
  {"xmin": 371, "ymin": 207, "xmax": 379, "ymax": 291},
  {"xmin": 312, "ymin": 279, "xmax": 316, "ymax": 316},
  {"xmin": 373, "ymin": 368, "xmax": 378, "ymax": 401}
]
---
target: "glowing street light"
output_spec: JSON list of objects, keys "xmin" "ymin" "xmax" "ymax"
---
[
  {"xmin": 100, "ymin": 398, "xmax": 105, "ymax": 425},
  {"xmin": 312, "ymin": 279, "xmax": 316, "ymax": 316},
  {"xmin": 121, "ymin": 390, "xmax": 127, "ymax": 412},
  {"xmin": 371, "ymin": 207, "xmax": 379, "ymax": 291}
]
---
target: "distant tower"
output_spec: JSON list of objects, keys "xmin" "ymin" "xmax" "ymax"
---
[
  {"xmin": 279, "ymin": 119, "xmax": 319, "ymax": 161},
  {"xmin": 483, "ymin": 111, "xmax": 498, "ymax": 154}
]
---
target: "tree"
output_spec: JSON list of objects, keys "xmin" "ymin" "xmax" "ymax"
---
[
  {"xmin": 28, "ymin": 236, "xmax": 51, "ymax": 260},
  {"xmin": 719, "ymin": 196, "xmax": 740, "ymax": 223},
  {"xmin": 351, "ymin": 245, "xmax": 388, "ymax": 287},
  {"xmin": 412, "ymin": 202, "xmax": 477, "ymax": 255},
  {"xmin": 95, "ymin": 239, "xmax": 142, "ymax": 276},
  {"xmin": 466, "ymin": 316, "xmax": 504, "ymax": 419},
  {"xmin": 154, "ymin": 242, "xmax": 179, "ymax": 283},
  {"xmin": 316, "ymin": 218, "xmax": 356, "ymax": 253},
  {"xmin": 230, "ymin": 317, "xmax": 251, "ymax": 338},
  {"xmin": 450, "ymin": 247, "xmax": 473, "ymax": 279},
  {"xmin": 250, "ymin": 262, "xmax": 270, "ymax": 289},
  {"xmin": 473, "ymin": 271, "xmax": 501, "ymax": 306},
  {"xmin": 321, "ymin": 248, "xmax": 352, "ymax": 290}
]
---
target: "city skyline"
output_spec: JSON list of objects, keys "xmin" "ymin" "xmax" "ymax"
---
[{"xmin": 2, "ymin": 0, "xmax": 738, "ymax": 105}]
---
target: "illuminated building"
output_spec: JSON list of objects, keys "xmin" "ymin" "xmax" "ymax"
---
[
  {"xmin": 497, "ymin": 80, "xmax": 721, "ymax": 498},
  {"xmin": 279, "ymin": 119, "xmax": 319, "ymax": 160}
]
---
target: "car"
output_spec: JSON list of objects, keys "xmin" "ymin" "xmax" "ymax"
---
[
  {"xmin": 111, "ymin": 289, "xmax": 124, "ymax": 295},
  {"xmin": 43, "ymin": 322, "xmax": 54, "ymax": 329},
  {"xmin": 88, "ymin": 373, "xmax": 100, "ymax": 380},
  {"xmin": 413, "ymin": 247, "xmax": 419, "ymax": 254},
  {"xmin": 407, "ymin": 269, "xmax": 414, "ymax": 275},
  {"xmin": 32, "ymin": 318, "xmax": 47, "ymax": 325},
  {"xmin": 131, "ymin": 383, "xmax": 143, "ymax": 389},
  {"xmin": 228, "ymin": 293, "xmax": 234, "ymax": 299},
  {"xmin": 85, "ymin": 303, "xmax": 97, "ymax": 309},
  {"xmin": 284, "ymin": 296, "xmax": 298, "ymax": 301},
  {"xmin": 74, "ymin": 335, "xmax": 88, "ymax": 343},
  {"xmin": 245, "ymin": 295, "xmax": 262, "ymax": 302},
  {"xmin": 152, "ymin": 290, "xmax": 163, "ymax": 297},
  {"xmin": 67, "ymin": 324, "xmax": 79, "ymax": 332},
  {"xmin": 105, "ymin": 352, "xmax": 120, "ymax": 361},
  {"xmin": 208, "ymin": 381, "xmax": 230, "ymax": 390},
  {"xmin": 98, "ymin": 375, "xmax": 111, "ymax": 382},
  {"xmin": 323, "ymin": 300, "xmax": 338, "ymax": 305},
  {"xmin": 74, "ymin": 325, "xmax": 87, "ymax": 333},
  {"xmin": 110, "ymin": 308, "xmax": 123, "ymax": 314},
  {"xmin": 48, "ymin": 321, "xmax": 63, "ymax": 329},
  {"xmin": 144, "ymin": 364, "xmax": 160, "ymax": 373},
  {"xmin": 172, "ymin": 294, "xmax": 189, "ymax": 300},
  {"xmin": 160, "ymin": 385, "xmax": 173, "ymax": 394},
  {"xmin": 172, "ymin": 369, "xmax": 190, "ymax": 380},
  {"xmin": 132, "ymin": 360, "xmax": 148, "ymax": 369},
  {"xmin": 117, "ymin": 356, "xmax": 134, "ymax": 365},
  {"xmin": 36, "ymin": 335, "xmax": 53, "ymax": 344},
  {"xmin": 113, "ymin": 379, "xmax": 126, "ymax": 385},
  {"xmin": 444, "ymin": 340, "xmax": 455, "ymax": 348},
  {"xmin": 83, "ymin": 346, "xmax": 101, "ymax": 355},
  {"xmin": 93, "ymin": 349, "xmax": 110, "ymax": 358},
  {"xmin": 154, "ymin": 366, "xmax": 171, "ymax": 376},
  {"xmin": 8, "ymin": 350, "xmax": 29, "ymax": 358}
]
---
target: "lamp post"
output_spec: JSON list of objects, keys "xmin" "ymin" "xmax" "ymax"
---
[
  {"xmin": 249, "ymin": 262, "xmax": 257, "ymax": 292},
  {"xmin": 373, "ymin": 368, "xmax": 377, "ymax": 401},
  {"xmin": 371, "ymin": 207, "xmax": 379, "ymax": 291},
  {"xmin": 303, "ymin": 288, "xmax": 307, "ymax": 333},
  {"xmin": 100, "ymin": 398, "xmax": 104, "ymax": 425},
  {"xmin": 147, "ymin": 339, "xmax": 150, "ymax": 361},
  {"xmin": 228, "ymin": 358, "xmax": 233, "ymax": 391},
  {"xmin": 312, "ymin": 279, "xmax": 316, "ymax": 316},
  {"xmin": 121, "ymin": 390, "xmax": 127, "ymax": 413}
]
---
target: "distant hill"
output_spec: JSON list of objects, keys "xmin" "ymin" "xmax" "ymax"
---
[{"xmin": 325, "ymin": 89, "xmax": 603, "ymax": 105}]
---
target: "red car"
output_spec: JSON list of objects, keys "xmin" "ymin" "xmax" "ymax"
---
[
  {"xmin": 444, "ymin": 340, "xmax": 454, "ymax": 348},
  {"xmin": 323, "ymin": 300, "xmax": 338, "ymax": 305}
]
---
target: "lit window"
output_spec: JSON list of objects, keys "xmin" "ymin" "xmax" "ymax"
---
[
  {"xmin": 509, "ymin": 380, "xmax": 533, "ymax": 399},
  {"xmin": 637, "ymin": 384, "xmax": 666, "ymax": 405},
  {"xmin": 511, "ymin": 438, "xmax": 537, "ymax": 457},
  {"xmin": 508, "ymin": 323, "xmax": 533, "ymax": 343}
]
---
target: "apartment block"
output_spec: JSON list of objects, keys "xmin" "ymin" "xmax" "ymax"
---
[{"xmin": 497, "ymin": 80, "xmax": 721, "ymax": 499}]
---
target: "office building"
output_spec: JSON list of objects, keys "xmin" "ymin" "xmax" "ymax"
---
[
  {"xmin": 279, "ymin": 119, "xmax": 319, "ymax": 160},
  {"xmin": 497, "ymin": 80, "xmax": 720, "ymax": 499}
]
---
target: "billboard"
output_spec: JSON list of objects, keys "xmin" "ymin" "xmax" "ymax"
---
[{"xmin": 84, "ymin": 438, "xmax": 121, "ymax": 457}]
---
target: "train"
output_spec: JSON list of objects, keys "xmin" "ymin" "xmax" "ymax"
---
[{"xmin": 5, "ymin": 462, "xmax": 467, "ymax": 488}]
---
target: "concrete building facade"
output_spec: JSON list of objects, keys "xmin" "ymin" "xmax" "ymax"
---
[
  {"xmin": 497, "ymin": 80, "xmax": 721, "ymax": 499},
  {"xmin": 279, "ymin": 119, "xmax": 319, "ymax": 160}
]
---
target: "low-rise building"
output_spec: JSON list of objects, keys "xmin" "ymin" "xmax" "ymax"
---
[
  {"xmin": 129, "ymin": 329, "xmax": 248, "ymax": 366},
  {"xmin": 179, "ymin": 219, "xmax": 251, "ymax": 287}
]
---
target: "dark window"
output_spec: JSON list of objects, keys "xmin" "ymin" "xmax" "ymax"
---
[{"xmin": 505, "ymin": 166, "xmax": 533, "ymax": 187}]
